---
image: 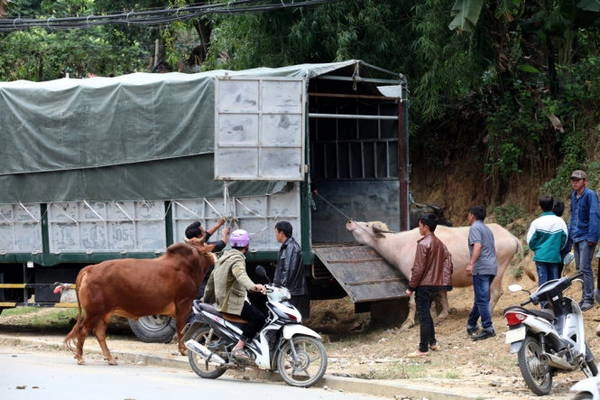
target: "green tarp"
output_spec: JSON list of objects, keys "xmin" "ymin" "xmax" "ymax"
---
[{"xmin": 0, "ymin": 60, "xmax": 393, "ymax": 202}]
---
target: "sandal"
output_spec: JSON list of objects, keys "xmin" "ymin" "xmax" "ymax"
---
[
  {"xmin": 429, "ymin": 344, "xmax": 440, "ymax": 351},
  {"xmin": 231, "ymin": 348, "xmax": 250, "ymax": 361}
]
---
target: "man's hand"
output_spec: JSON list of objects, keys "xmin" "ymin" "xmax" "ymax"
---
[
  {"xmin": 466, "ymin": 263, "xmax": 473, "ymax": 275},
  {"xmin": 405, "ymin": 289, "xmax": 413, "ymax": 296},
  {"xmin": 254, "ymin": 284, "xmax": 266, "ymax": 294},
  {"xmin": 217, "ymin": 217, "xmax": 226, "ymax": 225},
  {"xmin": 223, "ymin": 227, "xmax": 231, "ymax": 236}
]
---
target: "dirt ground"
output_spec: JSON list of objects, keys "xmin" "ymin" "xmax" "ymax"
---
[
  {"xmin": 1, "ymin": 262, "xmax": 599, "ymax": 399},
  {"xmin": 306, "ymin": 261, "xmax": 600, "ymax": 400}
]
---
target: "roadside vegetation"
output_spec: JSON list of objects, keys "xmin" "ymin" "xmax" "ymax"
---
[{"xmin": 1, "ymin": 1, "xmax": 599, "ymax": 221}]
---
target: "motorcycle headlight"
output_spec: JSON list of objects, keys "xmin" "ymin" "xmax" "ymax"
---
[{"xmin": 268, "ymin": 287, "xmax": 291, "ymax": 302}]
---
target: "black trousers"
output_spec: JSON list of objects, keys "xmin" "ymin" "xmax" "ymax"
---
[
  {"xmin": 290, "ymin": 295, "xmax": 310, "ymax": 320},
  {"xmin": 239, "ymin": 301, "xmax": 266, "ymax": 341},
  {"xmin": 415, "ymin": 286, "xmax": 440, "ymax": 353}
]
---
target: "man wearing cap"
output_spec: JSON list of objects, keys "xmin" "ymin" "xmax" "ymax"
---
[{"xmin": 569, "ymin": 170, "xmax": 600, "ymax": 311}]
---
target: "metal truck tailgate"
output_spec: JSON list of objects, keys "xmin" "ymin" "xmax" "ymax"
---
[{"xmin": 312, "ymin": 245, "xmax": 409, "ymax": 303}]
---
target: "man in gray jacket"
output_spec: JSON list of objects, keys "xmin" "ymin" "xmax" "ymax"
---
[{"xmin": 274, "ymin": 221, "xmax": 309, "ymax": 318}]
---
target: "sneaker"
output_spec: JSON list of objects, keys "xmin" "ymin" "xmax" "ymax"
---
[
  {"xmin": 466, "ymin": 326, "xmax": 479, "ymax": 336},
  {"xmin": 580, "ymin": 302, "xmax": 594, "ymax": 312},
  {"xmin": 472, "ymin": 330, "xmax": 496, "ymax": 341}
]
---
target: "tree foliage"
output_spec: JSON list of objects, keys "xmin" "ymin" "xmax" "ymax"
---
[{"xmin": 1, "ymin": 0, "xmax": 600, "ymax": 205}]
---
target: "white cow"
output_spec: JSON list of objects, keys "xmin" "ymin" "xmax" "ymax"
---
[{"xmin": 346, "ymin": 220, "xmax": 522, "ymax": 329}]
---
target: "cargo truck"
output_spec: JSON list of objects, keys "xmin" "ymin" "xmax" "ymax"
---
[{"xmin": 0, "ymin": 60, "xmax": 410, "ymax": 341}]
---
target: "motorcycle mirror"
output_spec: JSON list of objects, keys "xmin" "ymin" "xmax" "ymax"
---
[
  {"xmin": 508, "ymin": 284, "xmax": 523, "ymax": 293},
  {"xmin": 255, "ymin": 265, "xmax": 270, "ymax": 283}
]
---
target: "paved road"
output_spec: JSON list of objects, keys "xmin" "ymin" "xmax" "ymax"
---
[{"xmin": 0, "ymin": 345, "xmax": 383, "ymax": 400}]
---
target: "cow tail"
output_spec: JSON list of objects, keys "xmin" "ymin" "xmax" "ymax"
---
[
  {"xmin": 64, "ymin": 271, "xmax": 84, "ymax": 353},
  {"xmin": 514, "ymin": 236, "xmax": 536, "ymax": 281}
]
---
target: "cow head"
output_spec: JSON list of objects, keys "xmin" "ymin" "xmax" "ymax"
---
[{"xmin": 345, "ymin": 220, "xmax": 390, "ymax": 246}]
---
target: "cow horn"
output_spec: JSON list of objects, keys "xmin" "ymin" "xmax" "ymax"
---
[
  {"xmin": 185, "ymin": 236, "xmax": 206, "ymax": 246},
  {"xmin": 372, "ymin": 222, "xmax": 393, "ymax": 237}
]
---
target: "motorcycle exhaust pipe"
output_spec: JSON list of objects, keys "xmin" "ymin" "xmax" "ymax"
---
[
  {"xmin": 542, "ymin": 353, "xmax": 576, "ymax": 370},
  {"xmin": 185, "ymin": 339, "xmax": 227, "ymax": 365}
]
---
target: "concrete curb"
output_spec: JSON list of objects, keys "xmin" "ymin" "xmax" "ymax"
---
[{"xmin": 1, "ymin": 335, "xmax": 482, "ymax": 400}]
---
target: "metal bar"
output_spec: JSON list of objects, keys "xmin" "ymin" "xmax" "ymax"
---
[
  {"xmin": 19, "ymin": 202, "xmax": 40, "ymax": 223},
  {"xmin": 346, "ymin": 278, "xmax": 406, "ymax": 286},
  {"xmin": 358, "ymin": 60, "xmax": 404, "ymax": 79},
  {"xmin": 53, "ymin": 302, "xmax": 79, "ymax": 308},
  {"xmin": 353, "ymin": 295, "xmax": 407, "ymax": 303},
  {"xmin": 309, "ymin": 113, "xmax": 398, "ymax": 121},
  {"xmin": 0, "ymin": 283, "xmax": 26, "ymax": 288},
  {"xmin": 398, "ymin": 99, "xmax": 410, "ymax": 231},
  {"xmin": 83, "ymin": 200, "xmax": 105, "ymax": 221},
  {"xmin": 114, "ymin": 201, "xmax": 133, "ymax": 222},
  {"xmin": 315, "ymin": 75, "xmax": 402, "ymax": 85},
  {"xmin": 325, "ymin": 258, "xmax": 385, "ymax": 264},
  {"xmin": 0, "ymin": 283, "xmax": 76, "ymax": 289},
  {"xmin": 0, "ymin": 301, "xmax": 78, "ymax": 308},
  {"xmin": 308, "ymin": 92, "xmax": 398, "ymax": 101}
]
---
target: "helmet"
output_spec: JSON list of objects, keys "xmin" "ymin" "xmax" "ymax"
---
[{"xmin": 230, "ymin": 229, "xmax": 250, "ymax": 248}]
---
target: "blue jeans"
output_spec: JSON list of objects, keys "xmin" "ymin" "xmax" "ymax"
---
[
  {"xmin": 536, "ymin": 262, "xmax": 561, "ymax": 286},
  {"xmin": 467, "ymin": 274, "xmax": 495, "ymax": 332},
  {"xmin": 574, "ymin": 241, "xmax": 597, "ymax": 303}
]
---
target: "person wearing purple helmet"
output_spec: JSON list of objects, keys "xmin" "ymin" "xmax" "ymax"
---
[{"xmin": 203, "ymin": 229, "xmax": 266, "ymax": 360}]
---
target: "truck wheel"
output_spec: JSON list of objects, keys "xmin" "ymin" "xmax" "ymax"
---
[{"xmin": 128, "ymin": 315, "xmax": 176, "ymax": 343}]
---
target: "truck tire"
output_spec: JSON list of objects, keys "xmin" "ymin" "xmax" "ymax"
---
[{"xmin": 128, "ymin": 315, "xmax": 176, "ymax": 343}]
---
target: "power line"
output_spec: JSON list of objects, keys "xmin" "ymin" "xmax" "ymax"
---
[{"xmin": 0, "ymin": 0, "xmax": 339, "ymax": 32}]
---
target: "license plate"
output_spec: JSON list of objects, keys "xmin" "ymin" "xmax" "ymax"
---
[{"xmin": 505, "ymin": 326, "xmax": 526, "ymax": 344}]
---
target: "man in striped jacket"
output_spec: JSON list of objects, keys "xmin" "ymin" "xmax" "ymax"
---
[{"xmin": 527, "ymin": 196, "xmax": 568, "ymax": 288}]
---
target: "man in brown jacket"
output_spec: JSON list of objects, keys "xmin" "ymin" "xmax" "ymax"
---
[{"xmin": 405, "ymin": 213, "xmax": 453, "ymax": 357}]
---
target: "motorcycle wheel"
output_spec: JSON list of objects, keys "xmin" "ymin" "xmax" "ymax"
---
[
  {"xmin": 517, "ymin": 335, "xmax": 552, "ymax": 395},
  {"xmin": 276, "ymin": 335, "xmax": 327, "ymax": 388},
  {"xmin": 187, "ymin": 325, "xmax": 227, "ymax": 379}
]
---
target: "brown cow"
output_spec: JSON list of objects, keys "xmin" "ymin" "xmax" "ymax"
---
[
  {"xmin": 64, "ymin": 240, "xmax": 215, "ymax": 365},
  {"xmin": 346, "ymin": 220, "xmax": 522, "ymax": 329}
]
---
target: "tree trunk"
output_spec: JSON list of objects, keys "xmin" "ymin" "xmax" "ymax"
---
[{"xmin": 0, "ymin": 0, "xmax": 8, "ymax": 18}]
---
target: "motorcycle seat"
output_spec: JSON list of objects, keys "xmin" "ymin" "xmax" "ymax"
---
[
  {"xmin": 192, "ymin": 300, "xmax": 248, "ymax": 324},
  {"xmin": 504, "ymin": 305, "xmax": 555, "ymax": 321}
]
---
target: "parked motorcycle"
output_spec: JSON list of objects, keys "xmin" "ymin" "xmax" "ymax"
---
[
  {"xmin": 183, "ymin": 267, "xmax": 327, "ymax": 388},
  {"xmin": 504, "ymin": 273, "xmax": 598, "ymax": 395},
  {"xmin": 570, "ymin": 375, "xmax": 600, "ymax": 399}
]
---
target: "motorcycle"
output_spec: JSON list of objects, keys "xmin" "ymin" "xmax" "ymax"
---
[
  {"xmin": 504, "ymin": 272, "xmax": 598, "ymax": 395},
  {"xmin": 183, "ymin": 267, "xmax": 327, "ymax": 388},
  {"xmin": 570, "ymin": 375, "xmax": 600, "ymax": 400}
]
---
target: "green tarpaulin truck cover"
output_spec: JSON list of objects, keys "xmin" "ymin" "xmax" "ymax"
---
[{"xmin": 0, "ymin": 60, "xmax": 360, "ymax": 203}]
